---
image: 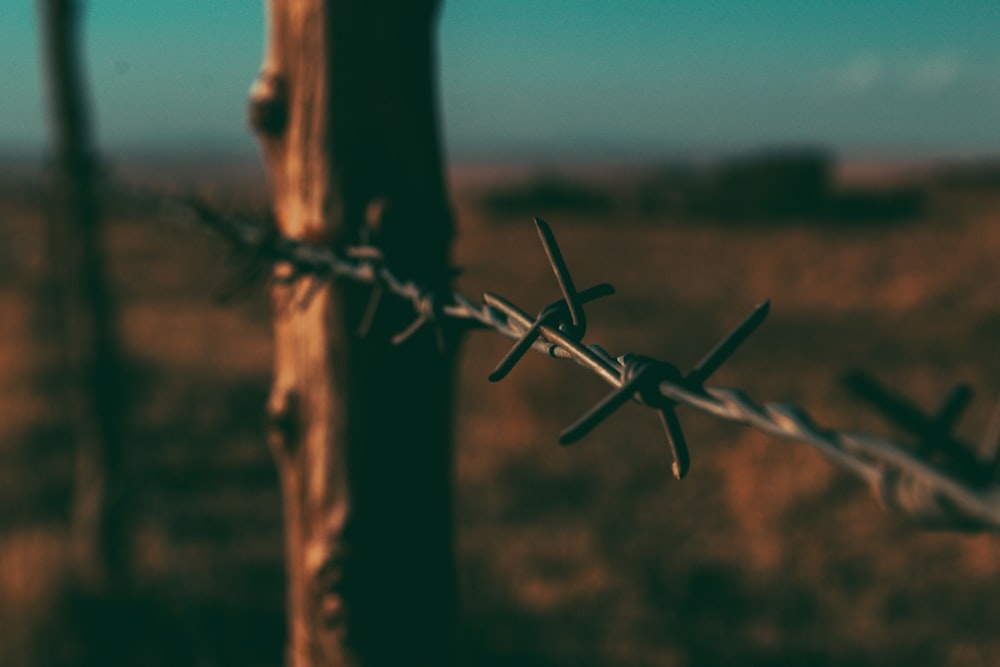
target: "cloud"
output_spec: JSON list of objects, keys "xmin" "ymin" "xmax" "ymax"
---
[
  {"xmin": 903, "ymin": 53, "xmax": 961, "ymax": 94},
  {"xmin": 828, "ymin": 53, "xmax": 885, "ymax": 95},
  {"xmin": 822, "ymin": 52, "xmax": 962, "ymax": 97}
]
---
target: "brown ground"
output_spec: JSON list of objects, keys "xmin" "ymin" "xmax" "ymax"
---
[{"xmin": 2, "ymin": 158, "xmax": 1000, "ymax": 666}]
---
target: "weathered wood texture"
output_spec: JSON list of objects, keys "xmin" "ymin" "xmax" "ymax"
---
[
  {"xmin": 38, "ymin": 0, "xmax": 129, "ymax": 592},
  {"xmin": 250, "ymin": 1, "xmax": 457, "ymax": 665}
]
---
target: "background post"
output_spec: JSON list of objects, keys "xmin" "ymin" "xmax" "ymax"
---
[{"xmin": 37, "ymin": 0, "xmax": 129, "ymax": 596}]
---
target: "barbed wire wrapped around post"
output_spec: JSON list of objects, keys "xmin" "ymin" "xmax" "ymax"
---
[{"xmin": 189, "ymin": 200, "xmax": 1000, "ymax": 532}]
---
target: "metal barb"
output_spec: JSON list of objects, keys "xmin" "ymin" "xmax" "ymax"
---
[
  {"xmin": 842, "ymin": 371, "xmax": 938, "ymax": 438},
  {"xmin": 560, "ymin": 301, "xmax": 767, "ymax": 478},
  {"xmin": 188, "ymin": 200, "xmax": 278, "ymax": 303},
  {"xmin": 935, "ymin": 384, "xmax": 974, "ymax": 434},
  {"xmin": 488, "ymin": 283, "xmax": 614, "ymax": 382},
  {"xmin": 658, "ymin": 405, "xmax": 690, "ymax": 481},
  {"xmin": 297, "ymin": 275, "xmax": 326, "ymax": 311},
  {"xmin": 559, "ymin": 362, "xmax": 653, "ymax": 445},
  {"xmin": 534, "ymin": 217, "xmax": 586, "ymax": 337},
  {"xmin": 357, "ymin": 284, "xmax": 385, "ymax": 338},
  {"xmin": 842, "ymin": 372, "xmax": 971, "ymax": 446},
  {"xmin": 561, "ymin": 355, "xmax": 691, "ymax": 480},
  {"xmin": 688, "ymin": 300, "xmax": 770, "ymax": 388},
  {"xmin": 489, "ymin": 218, "xmax": 611, "ymax": 380},
  {"xmin": 392, "ymin": 292, "xmax": 445, "ymax": 350},
  {"xmin": 842, "ymin": 372, "xmax": 991, "ymax": 484}
]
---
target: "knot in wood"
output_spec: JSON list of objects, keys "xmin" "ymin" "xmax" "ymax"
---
[
  {"xmin": 266, "ymin": 390, "xmax": 301, "ymax": 458},
  {"xmin": 248, "ymin": 71, "xmax": 288, "ymax": 138}
]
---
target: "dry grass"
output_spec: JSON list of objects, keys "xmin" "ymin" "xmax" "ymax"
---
[{"xmin": 2, "ymin": 161, "xmax": 1000, "ymax": 665}]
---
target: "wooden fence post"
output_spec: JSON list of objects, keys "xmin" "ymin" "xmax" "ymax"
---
[{"xmin": 249, "ymin": 1, "xmax": 458, "ymax": 665}]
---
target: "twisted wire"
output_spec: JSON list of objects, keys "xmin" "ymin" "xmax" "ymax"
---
[{"xmin": 190, "ymin": 201, "xmax": 1000, "ymax": 531}]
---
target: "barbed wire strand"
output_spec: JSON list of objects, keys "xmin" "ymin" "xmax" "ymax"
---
[{"xmin": 188, "ymin": 200, "xmax": 1000, "ymax": 532}]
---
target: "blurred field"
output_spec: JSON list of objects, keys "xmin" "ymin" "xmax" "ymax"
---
[{"xmin": 3, "ymin": 155, "xmax": 1000, "ymax": 666}]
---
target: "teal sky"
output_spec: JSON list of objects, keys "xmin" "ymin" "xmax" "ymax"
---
[{"xmin": 4, "ymin": 1, "xmax": 1000, "ymax": 161}]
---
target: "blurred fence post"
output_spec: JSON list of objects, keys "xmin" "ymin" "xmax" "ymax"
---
[
  {"xmin": 37, "ymin": 0, "xmax": 129, "ymax": 592},
  {"xmin": 249, "ymin": 1, "xmax": 458, "ymax": 664}
]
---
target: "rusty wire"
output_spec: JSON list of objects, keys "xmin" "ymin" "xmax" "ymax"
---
[{"xmin": 189, "ymin": 201, "xmax": 1000, "ymax": 531}]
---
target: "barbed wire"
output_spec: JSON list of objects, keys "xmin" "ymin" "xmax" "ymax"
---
[{"xmin": 189, "ymin": 200, "xmax": 1000, "ymax": 532}]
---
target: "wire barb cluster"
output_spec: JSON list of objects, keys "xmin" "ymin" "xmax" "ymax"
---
[{"xmin": 189, "ymin": 201, "xmax": 1000, "ymax": 532}]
